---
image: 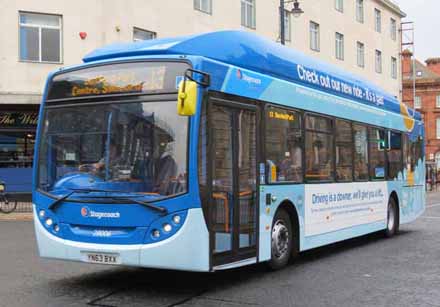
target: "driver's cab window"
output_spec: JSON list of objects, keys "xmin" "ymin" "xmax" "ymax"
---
[{"xmin": 39, "ymin": 101, "xmax": 188, "ymax": 198}]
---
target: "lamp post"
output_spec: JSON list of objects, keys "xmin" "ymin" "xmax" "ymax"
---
[{"xmin": 280, "ymin": 0, "xmax": 304, "ymax": 45}]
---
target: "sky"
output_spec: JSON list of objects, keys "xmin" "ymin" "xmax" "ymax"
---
[{"xmin": 396, "ymin": 0, "xmax": 440, "ymax": 62}]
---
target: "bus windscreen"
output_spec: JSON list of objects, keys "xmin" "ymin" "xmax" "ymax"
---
[{"xmin": 47, "ymin": 61, "xmax": 189, "ymax": 100}]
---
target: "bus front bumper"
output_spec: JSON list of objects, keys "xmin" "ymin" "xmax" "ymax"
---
[{"xmin": 33, "ymin": 206, "xmax": 210, "ymax": 272}]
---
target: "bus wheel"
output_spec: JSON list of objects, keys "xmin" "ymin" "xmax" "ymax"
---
[
  {"xmin": 268, "ymin": 209, "xmax": 292, "ymax": 270},
  {"xmin": 385, "ymin": 197, "xmax": 399, "ymax": 237}
]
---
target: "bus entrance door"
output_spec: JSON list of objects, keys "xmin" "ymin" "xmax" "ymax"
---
[{"xmin": 208, "ymin": 98, "xmax": 259, "ymax": 268}]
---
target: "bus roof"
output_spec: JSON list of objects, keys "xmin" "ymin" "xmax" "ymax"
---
[{"xmin": 83, "ymin": 30, "xmax": 420, "ymax": 121}]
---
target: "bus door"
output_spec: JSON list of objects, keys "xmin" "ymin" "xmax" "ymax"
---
[{"xmin": 207, "ymin": 97, "xmax": 259, "ymax": 268}]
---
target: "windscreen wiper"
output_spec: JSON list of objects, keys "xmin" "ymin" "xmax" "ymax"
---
[
  {"xmin": 48, "ymin": 190, "xmax": 76, "ymax": 211},
  {"xmin": 48, "ymin": 188, "xmax": 121, "ymax": 211},
  {"xmin": 109, "ymin": 197, "xmax": 168, "ymax": 215}
]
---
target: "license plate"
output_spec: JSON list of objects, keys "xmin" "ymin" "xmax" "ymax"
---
[{"xmin": 83, "ymin": 252, "xmax": 120, "ymax": 265}]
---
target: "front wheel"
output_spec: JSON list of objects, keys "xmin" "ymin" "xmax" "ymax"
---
[
  {"xmin": 384, "ymin": 197, "xmax": 399, "ymax": 237},
  {"xmin": 268, "ymin": 209, "xmax": 293, "ymax": 270}
]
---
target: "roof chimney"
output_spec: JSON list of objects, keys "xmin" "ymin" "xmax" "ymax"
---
[
  {"xmin": 401, "ymin": 49, "xmax": 413, "ymax": 77},
  {"xmin": 426, "ymin": 58, "xmax": 440, "ymax": 76}
]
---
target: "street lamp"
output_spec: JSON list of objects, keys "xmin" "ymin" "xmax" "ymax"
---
[{"xmin": 280, "ymin": 0, "xmax": 304, "ymax": 45}]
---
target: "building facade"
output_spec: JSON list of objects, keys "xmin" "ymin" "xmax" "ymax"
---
[
  {"xmin": 402, "ymin": 51, "xmax": 440, "ymax": 170},
  {"xmin": 0, "ymin": 0, "xmax": 405, "ymax": 192}
]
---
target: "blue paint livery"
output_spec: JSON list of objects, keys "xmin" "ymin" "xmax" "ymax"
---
[{"xmin": 33, "ymin": 31, "xmax": 425, "ymax": 272}]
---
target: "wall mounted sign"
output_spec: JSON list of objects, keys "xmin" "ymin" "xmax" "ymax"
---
[{"xmin": 0, "ymin": 112, "xmax": 38, "ymax": 128}]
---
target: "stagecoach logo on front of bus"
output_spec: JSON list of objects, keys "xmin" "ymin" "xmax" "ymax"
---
[
  {"xmin": 81, "ymin": 206, "xmax": 90, "ymax": 217},
  {"xmin": 80, "ymin": 206, "xmax": 120, "ymax": 219}
]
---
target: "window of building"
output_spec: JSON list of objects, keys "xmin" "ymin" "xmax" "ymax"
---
[
  {"xmin": 375, "ymin": 50, "xmax": 382, "ymax": 73},
  {"xmin": 391, "ymin": 56, "xmax": 397, "ymax": 79},
  {"xmin": 375, "ymin": 9, "xmax": 382, "ymax": 33},
  {"xmin": 387, "ymin": 131, "xmax": 402, "ymax": 179},
  {"xmin": 335, "ymin": 32, "xmax": 344, "ymax": 60},
  {"xmin": 356, "ymin": 0, "xmax": 364, "ymax": 23},
  {"xmin": 265, "ymin": 107, "xmax": 302, "ymax": 183},
  {"xmin": 390, "ymin": 18, "xmax": 397, "ymax": 40},
  {"xmin": 282, "ymin": 9, "xmax": 291, "ymax": 42},
  {"xmin": 241, "ymin": 0, "xmax": 256, "ymax": 29},
  {"xmin": 335, "ymin": 0, "xmax": 343, "ymax": 12},
  {"xmin": 194, "ymin": 0, "xmax": 212, "ymax": 14},
  {"xmin": 414, "ymin": 96, "xmax": 422, "ymax": 109},
  {"xmin": 335, "ymin": 120, "xmax": 353, "ymax": 181},
  {"xmin": 357, "ymin": 41, "xmax": 365, "ymax": 68},
  {"xmin": 310, "ymin": 21, "xmax": 320, "ymax": 52},
  {"xmin": 133, "ymin": 28, "xmax": 156, "ymax": 42},
  {"xmin": 369, "ymin": 128, "xmax": 386, "ymax": 180},
  {"xmin": 19, "ymin": 12, "xmax": 62, "ymax": 63},
  {"xmin": 305, "ymin": 115, "xmax": 334, "ymax": 181},
  {"xmin": 353, "ymin": 124, "xmax": 368, "ymax": 181},
  {"xmin": 436, "ymin": 95, "xmax": 440, "ymax": 108}
]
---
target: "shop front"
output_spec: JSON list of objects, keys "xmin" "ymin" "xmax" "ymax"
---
[{"xmin": 0, "ymin": 105, "xmax": 39, "ymax": 197}]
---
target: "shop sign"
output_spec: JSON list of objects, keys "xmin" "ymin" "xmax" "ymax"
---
[{"xmin": 0, "ymin": 112, "xmax": 38, "ymax": 128}]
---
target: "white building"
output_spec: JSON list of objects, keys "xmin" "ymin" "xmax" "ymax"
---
[{"xmin": 0, "ymin": 0, "xmax": 405, "ymax": 191}]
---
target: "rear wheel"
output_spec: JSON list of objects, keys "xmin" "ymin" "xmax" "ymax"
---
[
  {"xmin": 268, "ymin": 209, "xmax": 293, "ymax": 270},
  {"xmin": 384, "ymin": 197, "xmax": 399, "ymax": 237}
]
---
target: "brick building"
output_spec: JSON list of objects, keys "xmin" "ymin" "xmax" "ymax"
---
[{"xmin": 402, "ymin": 50, "xmax": 440, "ymax": 168}]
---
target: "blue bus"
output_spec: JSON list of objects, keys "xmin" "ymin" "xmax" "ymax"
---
[{"xmin": 33, "ymin": 31, "xmax": 425, "ymax": 271}]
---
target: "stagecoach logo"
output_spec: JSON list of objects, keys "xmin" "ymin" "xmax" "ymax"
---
[
  {"xmin": 80, "ymin": 206, "xmax": 120, "ymax": 219},
  {"xmin": 236, "ymin": 69, "xmax": 262, "ymax": 86},
  {"xmin": 81, "ymin": 207, "xmax": 89, "ymax": 217},
  {"xmin": 236, "ymin": 69, "xmax": 243, "ymax": 79}
]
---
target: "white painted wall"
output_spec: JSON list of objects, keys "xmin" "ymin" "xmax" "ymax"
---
[{"xmin": 0, "ymin": 0, "xmax": 403, "ymax": 100}]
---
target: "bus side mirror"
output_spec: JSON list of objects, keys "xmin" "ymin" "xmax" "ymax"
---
[{"xmin": 177, "ymin": 80, "xmax": 197, "ymax": 116}]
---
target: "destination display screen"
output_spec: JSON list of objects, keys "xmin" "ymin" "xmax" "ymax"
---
[{"xmin": 47, "ymin": 61, "xmax": 189, "ymax": 100}]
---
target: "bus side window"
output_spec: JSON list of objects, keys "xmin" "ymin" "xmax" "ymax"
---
[
  {"xmin": 368, "ymin": 127, "xmax": 386, "ymax": 180},
  {"xmin": 305, "ymin": 115, "xmax": 334, "ymax": 182},
  {"xmin": 335, "ymin": 119, "xmax": 353, "ymax": 182},
  {"xmin": 265, "ymin": 106, "xmax": 302, "ymax": 183},
  {"xmin": 387, "ymin": 131, "xmax": 402, "ymax": 179},
  {"xmin": 353, "ymin": 124, "xmax": 369, "ymax": 181},
  {"xmin": 403, "ymin": 133, "xmax": 409, "ymax": 171}
]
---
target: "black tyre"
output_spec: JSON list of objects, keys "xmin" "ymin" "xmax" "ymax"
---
[
  {"xmin": 0, "ymin": 196, "xmax": 17, "ymax": 214},
  {"xmin": 268, "ymin": 209, "xmax": 293, "ymax": 270},
  {"xmin": 384, "ymin": 197, "xmax": 399, "ymax": 237}
]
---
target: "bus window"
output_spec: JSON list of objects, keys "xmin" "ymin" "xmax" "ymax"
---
[
  {"xmin": 414, "ymin": 136, "xmax": 424, "ymax": 169},
  {"xmin": 369, "ymin": 127, "xmax": 386, "ymax": 180},
  {"xmin": 305, "ymin": 115, "xmax": 334, "ymax": 182},
  {"xmin": 353, "ymin": 124, "xmax": 368, "ymax": 181},
  {"xmin": 403, "ymin": 133, "xmax": 409, "ymax": 171},
  {"xmin": 335, "ymin": 120, "xmax": 353, "ymax": 182},
  {"xmin": 265, "ymin": 106, "xmax": 302, "ymax": 183},
  {"xmin": 387, "ymin": 131, "xmax": 402, "ymax": 179},
  {"xmin": 37, "ymin": 101, "xmax": 188, "ymax": 198},
  {"xmin": 403, "ymin": 133, "xmax": 423, "ymax": 173}
]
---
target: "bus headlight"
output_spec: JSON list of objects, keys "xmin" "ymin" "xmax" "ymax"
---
[
  {"xmin": 145, "ymin": 210, "xmax": 188, "ymax": 243},
  {"xmin": 45, "ymin": 218, "xmax": 53, "ymax": 227},
  {"xmin": 39, "ymin": 210, "xmax": 46, "ymax": 219},
  {"xmin": 53, "ymin": 224, "xmax": 60, "ymax": 232},
  {"xmin": 152, "ymin": 229, "xmax": 160, "ymax": 238},
  {"xmin": 163, "ymin": 223, "xmax": 172, "ymax": 233},
  {"xmin": 172, "ymin": 215, "xmax": 181, "ymax": 224}
]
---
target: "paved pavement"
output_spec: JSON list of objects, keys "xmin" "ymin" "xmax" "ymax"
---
[{"xmin": 1, "ymin": 193, "xmax": 440, "ymax": 307}]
